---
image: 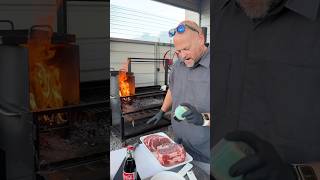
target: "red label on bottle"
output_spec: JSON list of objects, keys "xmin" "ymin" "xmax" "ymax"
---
[{"xmin": 123, "ymin": 172, "xmax": 136, "ymax": 180}]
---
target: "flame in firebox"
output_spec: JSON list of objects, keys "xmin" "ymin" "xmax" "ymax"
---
[
  {"xmin": 26, "ymin": 30, "xmax": 64, "ymax": 111},
  {"xmin": 119, "ymin": 71, "xmax": 132, "ymax": 97}
]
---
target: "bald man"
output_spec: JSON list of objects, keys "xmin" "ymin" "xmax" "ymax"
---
[{"xmin": 147, "ymin": 20, "xmax": 210, "ymax": 174}]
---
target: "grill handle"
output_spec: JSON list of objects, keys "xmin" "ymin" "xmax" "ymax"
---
[
  {"xmin": 29, "ymin": 25, "xmax": 54, "ymax": 44},
  {"xmin": 0, "ymin": 20, "xmax": 14, "ymax": 30},
  {"xmin": 30, "ymin": 25, "xmax": 53, "ymax": 34}
]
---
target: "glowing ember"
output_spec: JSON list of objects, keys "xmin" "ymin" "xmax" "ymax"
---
[{"xmin": 38, "ymin": 113, "xmax": 67, "ymax": 126}]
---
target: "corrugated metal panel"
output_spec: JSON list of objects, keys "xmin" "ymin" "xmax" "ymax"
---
[
  {"xmin": 0, "ymin": 4, "xmax": 57, "ymax": 30},
  {"xmin": 200, "ymin": 0, "xmax": 210, "ymax": 43},
  {"xmin": 68, "ymin": 1, "xmax": 109, "ymax": 38},
  {"xmin": 110, "ymin": 40, "xmax": 156, "ymax": 86},
  {"xmin": 68, "ymin": 1, "xmax": 109, "ymax": 82},
  {"xmin": 0, "ymin": 1, "xmax": 109, "ymax": 82},
  {"xmin": 152, "ymin": 0, "xmax": 200, "ymax": 12},
  {"xmin": 110, "ymin": 39, "xmax": 173, "ymax": 87},
  {"xmin": 78, "ymin": 38, "xmax": 108, "ymax": 81}
]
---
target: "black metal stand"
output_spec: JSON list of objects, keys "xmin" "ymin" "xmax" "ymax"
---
[{"xmin": 111, "ymin": 58, "xmax": 171, "ymax": 142}]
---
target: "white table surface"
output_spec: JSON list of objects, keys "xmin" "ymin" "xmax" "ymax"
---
[
  {"xmin": 111, "ymin": 143, "xmax": 174, "ymax": 180},
  {"xmin": 110, "ymin": 148, "xmax": 126, "ymax": 179}
]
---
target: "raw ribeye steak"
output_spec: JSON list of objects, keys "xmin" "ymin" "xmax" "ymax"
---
[
  {"xmin": 143, "ymin": 134, "xmax": 171, "ymax": 152},
  {"xmin": 156, "ymin": 143, "xmax": 186, "ymax": 166}
]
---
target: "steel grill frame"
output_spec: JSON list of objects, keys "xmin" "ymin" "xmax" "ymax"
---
[
  {"xmin": 0, "ymin": 80, "xmax": 110, "ymax": 179},
  {"xmin": 33, "ymin": 81, "xmax": 110, "ymax": 171},
  {"xmin": 111, "ymin": 90, "xmax": 171, "ymax": 141},
  {"xmin": 111, "ymin": 57, "xmax": 171, "ymax": 142}
]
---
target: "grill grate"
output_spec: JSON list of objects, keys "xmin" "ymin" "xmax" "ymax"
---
[
  {"xmin": 112, "ymin": 86, "xmax": 171, "ymax": 141},
  {"xmin": 34, "ymin": 80, "xmax": 110, "ymax": 171}
]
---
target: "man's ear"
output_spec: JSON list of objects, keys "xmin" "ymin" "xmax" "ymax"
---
[{"xmin": 199, "ymin": 33, "xmax": 205, "ymax": 45}]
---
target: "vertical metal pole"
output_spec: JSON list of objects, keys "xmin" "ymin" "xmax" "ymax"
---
[
  {"xmin": 128, "ymin": 58, "xmax": 131, "ymax": 73},
  {"xmin": 154, "ymin": 42, "xmax": 158, "ymax": 85},
  {"xmin": 121, "ymin": 116, "xmax": 125, "ymax": 141},
  {"xmin": 164, "ymin": 59, "xmax": 168, "ymax": 85},
  {"xmin": 57, "ymin": 0, "xmax": 67, "ymax": 34},
  {"xmin": 202, "ymin": 27, "xmax": 207, "ymax": 44}
]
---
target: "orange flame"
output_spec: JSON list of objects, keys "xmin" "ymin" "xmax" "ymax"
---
[
  {"xmin": 26, "ymin": 30, "xmax": 63, "ymax": 111},
  {"xmin": 119, "ymin": 71, "xmax": 135, "ymax": 97}
]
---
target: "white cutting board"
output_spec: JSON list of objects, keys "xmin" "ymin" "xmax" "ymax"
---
[
  {"xmin": 110, "ymin": 132, "xmax": 193, "ymax": 180},
  {"xmin": 139, "ymin": 132, "xmax": 193, "ymax": 170}
]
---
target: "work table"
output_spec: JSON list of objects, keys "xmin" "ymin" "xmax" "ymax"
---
[{"xmin": 110, "ymin": 144, "xmax": 210, "ymax": 180}]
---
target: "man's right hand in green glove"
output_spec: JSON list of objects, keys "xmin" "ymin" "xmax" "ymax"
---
[{"xmin": 146, "ymin": 110, "xmax": 165, "ymax": 125}]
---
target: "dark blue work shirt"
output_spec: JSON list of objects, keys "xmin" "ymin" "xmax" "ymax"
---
[
  {"xmin": 169, "ymin": 47, "xmax": 210, "ymax": 163},
  {"xmin": 212, "ymin": 0, "xmax": 320, "ymax": 163}
]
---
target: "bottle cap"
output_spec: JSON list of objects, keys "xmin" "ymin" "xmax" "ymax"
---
[{"xmin": 127, "ymin": 145, "xmax": 135, "ymax": 151}]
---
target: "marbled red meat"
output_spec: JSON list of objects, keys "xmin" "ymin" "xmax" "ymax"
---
[
  {"xmin": 156, "ymin": 143, "xmax": 186, "ymax": 166},
  {"xmin": 143, "ymin": 135, "xmax": 171, "ymax": 152}
]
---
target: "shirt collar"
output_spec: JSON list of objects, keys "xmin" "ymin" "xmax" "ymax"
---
[
  {"xmin": 197, "ymin": 46, "xmax": 210, "ymax": 68},
  {"xmin": 178, "ymin": 46, "xmax": 210, "ymax": 69},
  {"xmin": 285, "ymin": 0, "xmax": 320, "ymax": 21},
  {"xmin": 219, "ymin": 0, "xmax": 232, "ymax": 10},
  {"xmin": 220, "ymin": 0, "xmax": 320, "ymax": 21}
]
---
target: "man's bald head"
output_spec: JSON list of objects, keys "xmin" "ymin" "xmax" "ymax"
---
[
  {"xmin": 172, "ymin": 20, "xmax": 207, "ymax": 68},
  {"xmin": 181, "ymin": 20, "xmax": 203, "ymax": 35},
  {"xmin": 173, "ymin": 20, "xmax": 203, "ymax": 41}
]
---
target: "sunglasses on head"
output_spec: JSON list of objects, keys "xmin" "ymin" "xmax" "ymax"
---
[{"xmin": 168, "ymin": 23, "xmax": 199, "ymax": 37}]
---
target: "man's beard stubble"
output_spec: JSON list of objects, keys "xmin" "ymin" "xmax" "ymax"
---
[
  {"xmin": 236, "ymin": 0, "xmax": 274, "ymax": 19},
  {"xmin": 182, "ymin": 58, "xmax": 195, "ymax": 68}
]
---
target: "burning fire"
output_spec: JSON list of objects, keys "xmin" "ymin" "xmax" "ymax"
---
[
  {"xmin": 119, "ymin": 71, "xmax": 130, "ymax": 97},
  {"xmin": 26, "ymin": 30, "xmax": 63, "ymax": 111},
  {"xmin": 118, "ymin": 71, "xmax": 135, "ymax": 97},
  {"xmin": 118, "ymin": 59, "xmax": 135, "ymax": 97}
]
